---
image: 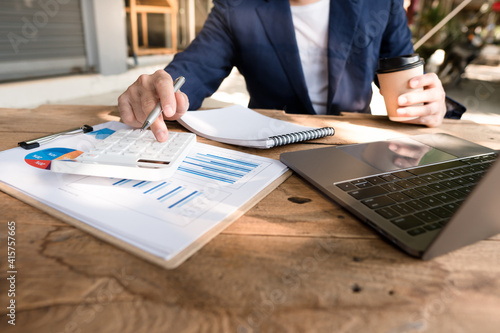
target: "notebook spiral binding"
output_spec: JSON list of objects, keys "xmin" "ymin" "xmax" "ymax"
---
[{"xmin": 269, "ymin": 127, "xmax": 335, "ymax": 147}]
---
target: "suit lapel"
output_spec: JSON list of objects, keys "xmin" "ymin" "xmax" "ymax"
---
[
  {"xmin": 327, "ymin": 0, "xmax": 363, "ymax": 114},
  {"xmin": 256, "ymin": 0, "xmax": 363, "ymax": 115},
  {"xmin": 256, "ymin": 0, "xmax": 315, "ymax": 114}
]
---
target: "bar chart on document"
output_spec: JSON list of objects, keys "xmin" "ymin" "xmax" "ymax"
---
[{"xmin": 63, "ymin": 143, "xmax": 272, "ymax": 226}]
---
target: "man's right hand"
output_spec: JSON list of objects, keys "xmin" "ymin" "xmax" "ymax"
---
[{"xmin": 118, "ymin": 69, "xmax": 189, "ymax": 142}]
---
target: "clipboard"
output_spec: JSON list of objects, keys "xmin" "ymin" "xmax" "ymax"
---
[{"xmin": 0, "ymin": 121, "xmax": 291, "ymax": 269}]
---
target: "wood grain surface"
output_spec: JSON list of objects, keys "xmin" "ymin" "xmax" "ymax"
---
[{"xmin": 1, "ymin": 105, "xmax": 499, "ymax": 333}]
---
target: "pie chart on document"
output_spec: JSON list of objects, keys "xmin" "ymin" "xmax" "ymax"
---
[{"xmin": 24, "ymin": 148, "xmax": 83, "ymax": 170}]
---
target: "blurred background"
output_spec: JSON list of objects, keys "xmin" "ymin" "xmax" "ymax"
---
[{"xmin": 0, "ymin": 0, "xmax": 499, "ymax": 123}]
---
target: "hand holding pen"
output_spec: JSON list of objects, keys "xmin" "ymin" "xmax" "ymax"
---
[
  {"xmin": 118, "ymin": 70, "xmax": 189, "ymax": 142},
  {"xmin": 141, "ymin": 76, "xmax": 185, "ymax": 131}
]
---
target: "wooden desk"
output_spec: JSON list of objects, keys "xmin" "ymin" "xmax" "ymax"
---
[{"xmin": 1, "ymin": 105, "xmax": 500, "ymax": 332}]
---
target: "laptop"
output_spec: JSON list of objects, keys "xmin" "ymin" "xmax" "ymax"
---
[{"xmin": 280, "ymin": 133, "xmax": 500, "ymax": 260}]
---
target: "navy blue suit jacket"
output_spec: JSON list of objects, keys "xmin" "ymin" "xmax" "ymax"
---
[{"xmin": 165, "ymin": 0, "xmax": 416, "ymax": 115}]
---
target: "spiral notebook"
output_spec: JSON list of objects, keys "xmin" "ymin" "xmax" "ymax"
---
[{"xmin": 177, "ymin": 105, "xmax": 335, "ymax": 148}]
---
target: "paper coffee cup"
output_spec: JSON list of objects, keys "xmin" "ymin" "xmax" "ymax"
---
[{"xmin": 376, "ymin": 54, "xmax": 424, "ymax": 122}]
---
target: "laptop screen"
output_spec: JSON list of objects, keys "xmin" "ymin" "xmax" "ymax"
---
[{"xmin": 338, "ymin": 137, "xmax": 457, "ymax": 172}]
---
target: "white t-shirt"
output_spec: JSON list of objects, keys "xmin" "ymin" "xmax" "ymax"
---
[{"xmin": 290, "ymin": 0, "xmax": 330, "ymax": 115}]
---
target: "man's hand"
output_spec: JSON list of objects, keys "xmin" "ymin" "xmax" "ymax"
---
[
  {"xmin": 395, "ymin": 72, "xmax": 447, "ymax": 127},
  {"xmin": 118, "ymin": 69, "xmax": 189, "ymax": 142}
]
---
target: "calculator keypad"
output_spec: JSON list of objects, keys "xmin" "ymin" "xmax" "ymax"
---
[
  {"xmin": 51, "ymin": 129, "xmax": 196, "ymax": 180},
  {"xmin": 79, "ymin": 130, "xmax": 194, "ymax": 165}
]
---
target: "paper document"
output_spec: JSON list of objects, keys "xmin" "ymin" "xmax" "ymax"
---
[{"xmin": 0, "ymin": 121, "xmax": 289, "ymax": 268}]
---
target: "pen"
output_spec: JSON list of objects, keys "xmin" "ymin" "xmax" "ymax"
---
[
  {"xmin": 18, "ymin": 125, "xmax": 94, "ymax": 150},
  {"xmin": 140, "ymin": 76, "xmax": 186, "ymax": 131}
]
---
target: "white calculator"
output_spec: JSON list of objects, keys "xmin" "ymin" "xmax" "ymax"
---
[{"xmin": 51, "ymin": 129, "xmax": 196, "ymax": 181}]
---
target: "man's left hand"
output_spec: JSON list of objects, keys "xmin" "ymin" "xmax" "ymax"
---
[{"xmin": 395, "ymin": 72, "xmax": 447, "ymax": 127}]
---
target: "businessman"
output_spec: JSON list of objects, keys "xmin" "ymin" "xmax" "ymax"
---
[{"xmin": 119, "ymin": 0, "xmax": 459, "ymax": 142}]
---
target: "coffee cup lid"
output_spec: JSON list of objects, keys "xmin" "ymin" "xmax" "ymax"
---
[{"xmin": 377, "ymin": 54, "xmax": 424, "ymax": 74}]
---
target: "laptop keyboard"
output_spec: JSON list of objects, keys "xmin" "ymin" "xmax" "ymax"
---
[{"xmin": 336, "ymin": 153, "xmax": 497, "ymax": 237}]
